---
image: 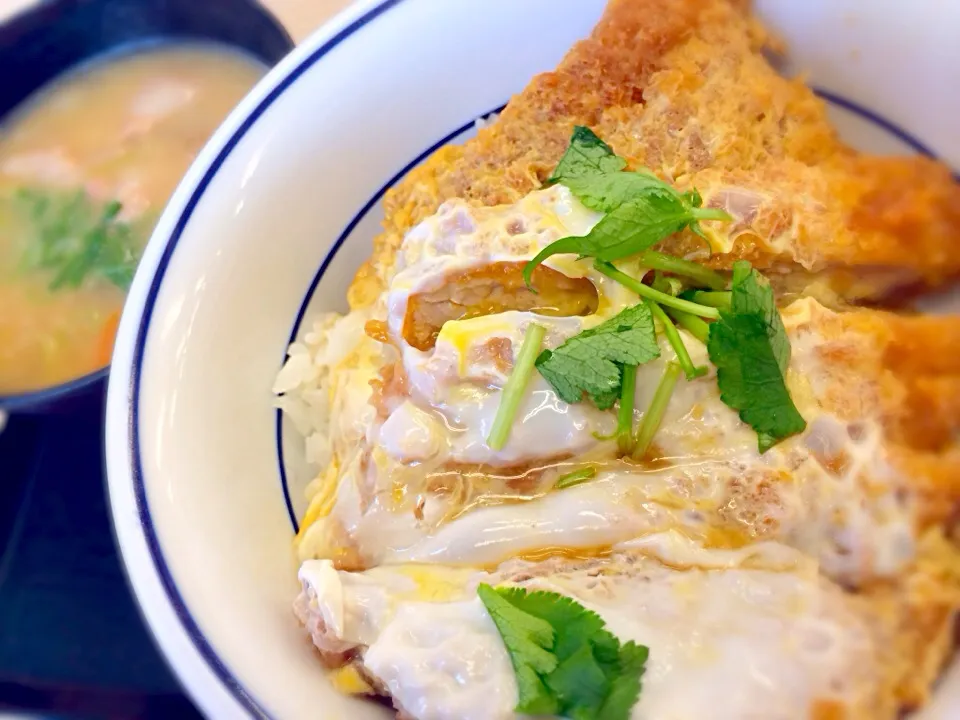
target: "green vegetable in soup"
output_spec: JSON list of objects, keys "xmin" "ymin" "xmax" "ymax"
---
[{"xmin": 13, "ymin": 188, "xmax": 148, "ymax": 291}]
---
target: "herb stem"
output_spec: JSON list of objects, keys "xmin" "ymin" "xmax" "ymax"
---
[
  {"xmin": 647, "ymin": 301, "xmax": 706, "ymax": 380},
  {"xmin": 689, "ymin": 291, "xmax": 731, "ymax": 309},
  {"xmin": 639, "ymin": 250, "xmax": 727, "ymax": 290},
  {"xmin": 594, "ymin": 261, "xmax": 720, "ymax": 319},
  {"xmin": 664, "ymin": 308, "xmax": 710, "ymax": 345},
  {"xmin": 617, "ymin": 365, "xmax": 637, "ymax": 454},
  {"xmin": 487, "ymin": 323, "xmax": 546, "ymax": 450},
  {"xmin": 693, "ymin": 207, "xmax": 733, "ymax": 222},
  {"xmin": 633, "ymin": 362, "xmax": 682, "ymax": 460},
  {"xmin": 650, "ymin": 272, "xmax": 682, "ymax": 297},
  {"xmin": 555, "ymin": 466, "xmax": 597, "ymax": 489}
]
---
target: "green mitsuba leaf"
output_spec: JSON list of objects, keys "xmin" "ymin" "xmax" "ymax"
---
[
  {"xmin": 476, "ymin": 584, "xmax": 558, "ymax": 715},
  {"xmin": 546, "ymin": 125, "xmax": 626, "ymax": 184},
  {"xmin": 478, "ymin": 583, "xmax": 648, "ymax": 720},
  {"xmin": 523, "ymin": 127, "xmax": 730, "ymax": 287},
  {"xmin": 707, "ymin": 260, "xmax": 806, "ymax": 451},
  {"xmin": 535, "ymin": 302, "xmax": 660, "ymax": 409}
]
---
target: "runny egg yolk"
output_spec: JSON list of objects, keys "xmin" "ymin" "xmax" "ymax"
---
[{"xmin": 328, "ymin": 666, "xmax": 373, "ymax": 695}]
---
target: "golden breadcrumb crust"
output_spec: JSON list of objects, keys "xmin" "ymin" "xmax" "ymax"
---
[
  {"xmin": 805, "ymin": 309, "xmax": 960, "ymax": 706},
  {"xmin": 862, "ymin": 528, "xmax": 960, "ymax": 714},
  {"xmin": 348, "ymin": 0, "xmax": 960, "ymax": 310},
  {"xmin": 797, "ymin": 305, "xmax": 960, "ymax": 523}
]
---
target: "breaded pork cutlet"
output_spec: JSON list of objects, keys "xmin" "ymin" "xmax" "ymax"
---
[
  {"xmin": 289, "ymin": 292, "xmax": 960, "ymax": 715},
  {"xmin": 349, "ymin": 0, "xmax": 960, "ymax": 310},
  {"xmin": 293, "ymin": 534, "xmax": 960, "ymax": 719}
]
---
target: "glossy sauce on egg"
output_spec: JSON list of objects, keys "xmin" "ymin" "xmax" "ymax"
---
[{"xmin": 284, "ymin": 188, "xmax": 914, "ymax": 592}]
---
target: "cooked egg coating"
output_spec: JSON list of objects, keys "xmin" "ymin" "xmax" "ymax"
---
[
  {"xmin": 295, "ymin": 553, "xmax": 892, "ymax": 720},
  {"xmin": 282, "ymin": 189, "xmax": 932, "ymax": 593}
]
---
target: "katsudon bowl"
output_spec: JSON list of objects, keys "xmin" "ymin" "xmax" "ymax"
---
[
  {"xmin": 105, "ymin": 0, "xmax": 960, "ymax": 717},
  {"xmin": 0, "ymin": 0, "xmax": 292, "ymax": 413}
]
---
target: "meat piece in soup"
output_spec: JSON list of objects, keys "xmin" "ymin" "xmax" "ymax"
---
[{"xmin": 0, "ymin": 45, "xmax": 265, "ymax": 394}]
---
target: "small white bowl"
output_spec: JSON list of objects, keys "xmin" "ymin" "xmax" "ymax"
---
[{"xmin": 104, "ymin": 0, "xmax": 960, "ymax": 717}]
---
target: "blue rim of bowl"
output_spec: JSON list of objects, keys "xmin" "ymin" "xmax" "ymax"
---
[
  {"xmin": 124, "ymin": 1, "xmax": 949, "ymax": 715},
  {"xmin": 128, "ymin": 1, "xmax": 404, "ymax": 717}
]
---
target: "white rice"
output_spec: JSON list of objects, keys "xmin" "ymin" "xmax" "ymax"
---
[
  {"xmin": 473, "ymin": 110, "xmax": 501, "ymax": 132},
  {"xmin": 273, "ymin": 310, "xmax": 368, "ymax": 469}
]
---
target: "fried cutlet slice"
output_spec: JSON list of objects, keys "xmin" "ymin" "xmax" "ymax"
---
[
  {"xmin": 348, "ymin": 0, "xmax": 960, "ymax": 310},
  {"xmin": 801, "ymin": 303, "xmax": 960, "ymax": 527},
  {"xmin": 289, "ymin": 287, "xmax": 960, "ymax": 589},
  {"xmin": 293, "ymin": 543, "xmax": 960, "ymax": 719}
]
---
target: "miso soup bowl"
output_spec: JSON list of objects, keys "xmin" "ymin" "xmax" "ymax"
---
[
  {"xmin": 104, "ymin": 0, "xmax": 960, "ymax": 717},
  {"xmin": 0, "ymin": 0, "xmax": 293, "ymax": 414}
]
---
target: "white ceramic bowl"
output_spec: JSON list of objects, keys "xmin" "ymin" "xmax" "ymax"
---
[{"xmin": 104, "ymin": 0, "xmax": 960, "ymax": 717}]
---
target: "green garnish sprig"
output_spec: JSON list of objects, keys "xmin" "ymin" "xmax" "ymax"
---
[
  {"xmin": 523, "ymin": 126, "xmax": 730, "ymax": 287},
  {"xmin": 14, "ymin": 188, "xmax": 146, "ymax": 291},
  {"xmin": 594, "ymin": 261, "xmax": 720, "ymax": 319},
  {"xmin": 707, "ymin": 261, "xmax": 807, "ymax": 451},
  {"xmin": 616, "ymin": 366, "xmax": 637, "ymax": 454},
  {"xmin": 487, "ymin": 323, "xmax": 546, "ymax": 451},
  {"xmin": 633, "ymin": 362, "xmax": 682, "ymax": 459},
  {"xmin": 535, "ymin": 303, "xmax": 659, "ymax": 410},
  {"xmin": 555, "ymin": 466, "xmax": 597, "ymax": 490},
  {"xmin": 478, "ymin": 583, "xmax": 648, "ymax": 720},
  {"xmin": 665, "ymin": 307, "xmax": 710, "ymax": 344},
  {"xmin": 647, "ymin": 301, "xmax": 707, "ymax": 380},
  {"xmin": 484, "ymin": 128, "xmax": 804, "ymax": 456},
  {"xmin": 686, "ymin": 290, "xmax": 731, "ymax": 309}
]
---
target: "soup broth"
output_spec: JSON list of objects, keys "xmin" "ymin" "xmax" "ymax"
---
[{"xmin": 0, "ymin": 45, "xmax": 264, "ymax": 394}]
